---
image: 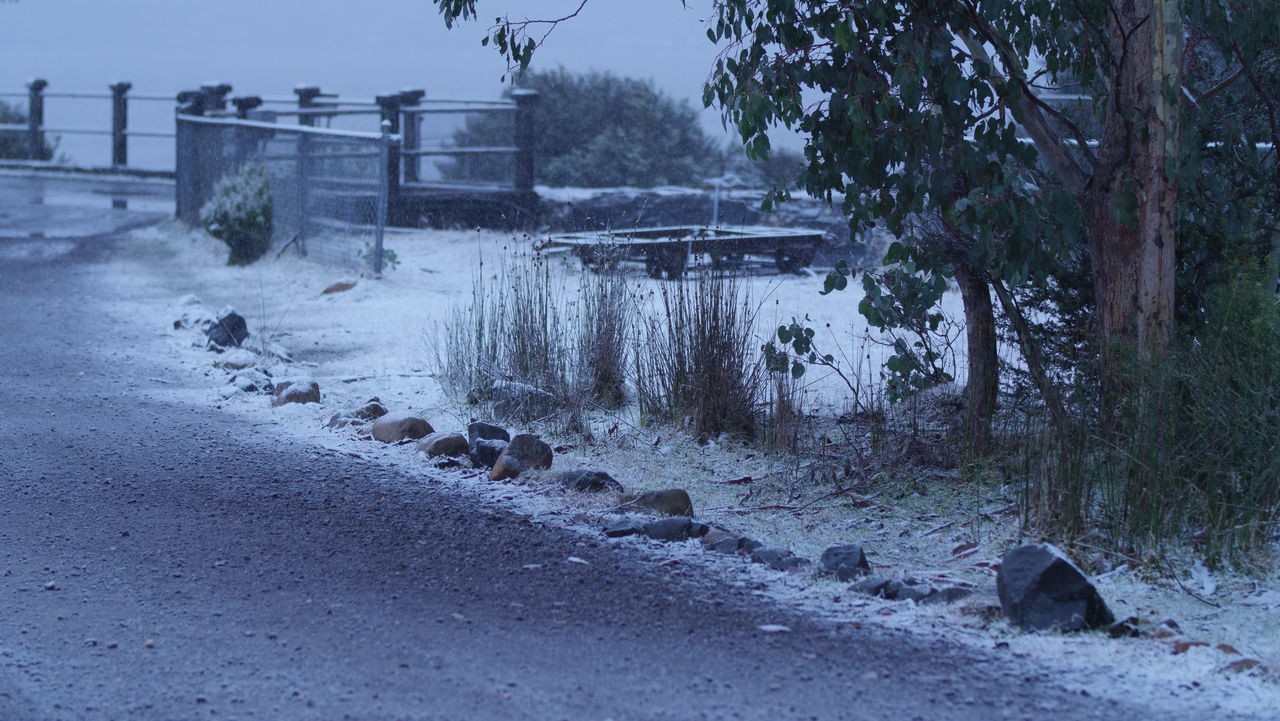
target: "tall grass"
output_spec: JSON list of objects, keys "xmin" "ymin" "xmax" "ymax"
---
[
  {"xmin": 1023, "ymin": 259, "xmax": 1280, "ymax": 567},
  {"xmin": 635, "ymin": 272, "xmax": 764, "ymax": 439},
  {"xmin": 437, "ymin": 245, "xmax": 633, "ymax": 427}
]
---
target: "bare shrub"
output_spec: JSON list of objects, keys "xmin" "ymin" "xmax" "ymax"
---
[
  {"xmin": 635, "ymin": 272, "xmax": 763, "ymax": 439},
  {"xmin": 436, "ymin": 247, "xmax": 572, "ymax": 407},
  {"xmin": 578, "ymin": 268, "xmax": 631, "ymax": 409}
]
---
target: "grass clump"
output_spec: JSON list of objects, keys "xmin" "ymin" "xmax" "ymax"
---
[
  {"xmin": 200, "ymin": 163, "xmax": 273, "ymax": 266},
  {"xmin": 635, "ymin": 272, "xmax": 763, "ymax": 439},
  {"xmin": 1025, "ymin": 258, "xmax": 1280, "ymax": 567}
]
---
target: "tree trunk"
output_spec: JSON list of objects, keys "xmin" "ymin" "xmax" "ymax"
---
[
  {"xmin": 1086, "ymin": 0, "xmax": 1182, "ymax": 362},
  {"xmin": 953, "ymin": 261, "xmax": 998, "ymax": 455}
]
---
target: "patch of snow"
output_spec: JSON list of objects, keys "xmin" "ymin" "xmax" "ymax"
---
[{"xmin": 89, "ymin": 218, "xmax": 1280, "ymax": 720}]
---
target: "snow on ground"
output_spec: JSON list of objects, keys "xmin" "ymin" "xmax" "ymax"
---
[{"xmin": 87, "ymin": 220, "xmax": 1279, "ymax": 719}]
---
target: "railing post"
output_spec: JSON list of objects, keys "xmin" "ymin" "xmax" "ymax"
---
[
  {"xmin": 294, "ymin": 85, "xmax": 322, "ymax": 127},
  {"xmin": 25, "ymin": 78, "xmax": 47, "ymax": 161},
  {"xmin": 296, "ymin": 130, "xmax": 311, "ymax": 248},
  {"xmin": 374, "ymin": 119, "xmax": 393, "ymax": 277},
  {"xmin": 175, "ymin": 89, "xmax": 210, "ymax": 224},
  {"xmin": 511, "ymin": 89, "xmax": 539, "ymax": 197},
  {"xmin": 200, "ymin": 83, "xmax": 232, "ymax": 115},
  {"xmin": 397, "ymin": 89, "xmax": 425, "ymax": 183},
  {"xmin": 109, "ymin": 81, "xmax": 131, "ymax": 168},
  {"xmin": 375, "ymin": 93, "xmax": 403, "ymax": 223}
]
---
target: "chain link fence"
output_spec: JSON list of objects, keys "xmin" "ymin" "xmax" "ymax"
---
[{"xmin": 175, "ymin": 114, "xmax": 397, "ymax": 271}]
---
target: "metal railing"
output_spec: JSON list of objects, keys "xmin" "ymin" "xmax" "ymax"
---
[
  {"xmin": 1, "ymin": 80, "xmax": 540, "ymax": 198},
  {"xmin": 0, "ymin": 79, "xmax": 175, "ymax": 173}
]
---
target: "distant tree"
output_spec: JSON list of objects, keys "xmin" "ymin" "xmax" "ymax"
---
[
  {"xmin": 0, "ymin": 100, "xmax": 54, "ymax": 160},
  {"xmin": 445, "ymin": 68, "xmax": 720, "ymax": 188}
]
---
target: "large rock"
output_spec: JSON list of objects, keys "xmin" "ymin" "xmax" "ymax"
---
[
  {"xmin": 627, "ymin": 489, "xmax": 693, "ymax": 517},
  {"xmin": 371, "ymin": 411, "xmax": 434, "ymax": 443},
  {"xmin": 416, "ymin": 432, "xmax": 470, "ymax": 458},
  {"xmin": 490, "ymin": 434, "xmax": 553, "ymax": 481},
  {"xmin": 272, "ymin": 378, "xmax": 320, "ymax": 406},
  {"xmin": 819, "ymin": 544, "xmax": 872, "ymax": 581},
  {"xmin": 491, "ymin": 381, "xmax": 559, "ymax": 421},
  {"xmin": 352, "ymin": 398, "xmax": 389, "ymax": 421},
  {"xmin": 997, "ymin": 543, "xmax": 1115, "ymax": 632},
  {"xmin": 542, "ymin": 469, "xmax": 623, "ymax": 494},
  {"xmin": 467, "ymin": 421, "xmax": 510, "ymax": 447},
  {"xmin": 206, "ymin": 308, "xmax": 249, "ymax": 348},
  {"xmin": 642, "ymin": 518, "xmax": 710, "ymax": 542},
  {"xmin": 470, "ymin": 438, "xmax": 508, "ymax": 468}
]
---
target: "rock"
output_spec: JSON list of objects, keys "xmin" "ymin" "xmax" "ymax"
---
[
  {"xmin": 819, "ymin": 544, "xmax": 872, "ymax": 581},
  {"xmin": 997, "ymin": 543, "xmax": 1115, "ymax": 632},
  {"xmin": 371, "ymin": 411, "xmax": 434, "ymax": 443},
  {"xmin": 322, "ymin": 280, "xmax": 357, "ymax": 294},
  {"xmin": 604, "ymin": 518, "xmax": 647, "ymax": 538},
  {"xmin": 206, "ymin": 308, "xmax": 249, "ymax": 348},
  {"xmin": 750, "ymin": 546, "xmax": 811, "ymax": 571},
  {"xmin": 215, "ymin": 347, "xmax": 259, "ymax": 371},
  {"xmin": 920, "ymin": 586, "xmax": 974, "ymax": 605},
  {"xmin": 417, "ymin": 432, "xmax": 470, "ymax": 457},
  {"xmin": 272, "ymin": 378, "xmax": 320, "ymax": 406},
  {"xmin": 492, "ymin": 380, "xmax": 559, "ymax": 421},
  {"xmin": 850, "ymin": 576, "xmax": 892, "ymax": 597},
  {"xmin": 351, "ymin": 398, "xmax": 388, "ymax": 421},
  {"xmin": 467, "ymin": 421, "xmax": 510, "ymax": 447},
  {"xmin": 229, "ymin": 368, "xmax": 273, "ymax": 394},
  {"xmin": 642, "ymin": 518, "xmax": 711, "ymax": 542},
  {"xmin": 543, "ymin": 469, "xmax": 623, "ymax": 493},
  {"xmin": 627, "ymin": 489, "xmax": 693, "ymax": 517},
  {"xmin": 885, "ymin": 580, "xmax": 932, "ymax": 602},
  {"xmin": 470, "ymin": 438, "xmax": 507, "ymax": 468},
  {"xmin": 1106, "ymin": 617, "xmax": 1142, "ymax": 638},
  {"xmin": 327, "ymin": 412, "xmax": 354, "ymax": 429},
  {"xmin": 490, "ymin": 434, "xmax": 553, "ymax": 480}
]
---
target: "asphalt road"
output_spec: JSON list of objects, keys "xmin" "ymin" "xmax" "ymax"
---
[{"xmin": 0, "ymin": 218, "xmax": 1194, "ymax": 720}]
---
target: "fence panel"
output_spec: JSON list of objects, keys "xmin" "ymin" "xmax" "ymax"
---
[{"xmin": 176, "ymin": 114, "xmax": 397, "ymax": 271}]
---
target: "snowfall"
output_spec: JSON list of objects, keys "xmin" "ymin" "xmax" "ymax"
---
[{"xmin": 18, "ymin": 215, "xmax": 1279, "ymax": 719}]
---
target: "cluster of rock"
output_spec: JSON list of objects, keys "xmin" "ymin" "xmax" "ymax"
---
[{"xmin": 181, "ymin": 298, "xmax": 1127, "ymax": 639}]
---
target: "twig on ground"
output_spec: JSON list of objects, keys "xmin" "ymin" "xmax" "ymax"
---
[{"xmin": 1165, "ymin": 559, "xmax": 1222, "ymax": 609}]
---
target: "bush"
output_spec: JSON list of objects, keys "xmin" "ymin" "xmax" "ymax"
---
[
  {"xmin": 1026, "ymin": 258, "xmax": 1280, "ymax": 566},
  {"xmin": 635, "ymin": 272, "xmax": 763, "ymax": 439},
  {"xmin": 200, "ymin": 163, "xmax": 273, "ymax": 266},
  {"xmin": 445, "ymin": 68, "xmax": 721, "ymax": 187}
]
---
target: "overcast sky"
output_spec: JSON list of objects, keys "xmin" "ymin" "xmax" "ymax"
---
[
  {"xmin": 1, "ymin": 0, "xmax": 786, "ymax": 167},
  {"xmin": 1, "ymin": 1, "xmax": 723, "ymax": 119}
]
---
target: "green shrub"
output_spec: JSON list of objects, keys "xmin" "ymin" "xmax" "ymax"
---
[
  {"xmin": 200, "ymin": 163, "xmax": 273, "ymax": 266},
  {"xmin": 444, "ymin": 68, "xmax": 721, "ymax": 187},
  {"xmin": 1026, "ymin": 258, "xmax": 1280, "ymax": 567}
]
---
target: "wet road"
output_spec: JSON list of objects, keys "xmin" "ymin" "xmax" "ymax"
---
[{"xmin": 0, "ymin": 216, "xmax": 1195, "ymax": 720}]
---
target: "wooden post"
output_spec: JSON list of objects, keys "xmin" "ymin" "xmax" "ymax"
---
[
  {"xmin": 511, "ymin": 89, "xmax": 539, "ymax": 197},
  {"xmin": 294, "ymin": 85, "xmax": 322, "ymax": 127},
  {"xmin": 398, "ymin": 89, "xmax": 424, "ymax": 183},
  {"xmin": 25, "ymin": 78, "xmax": 47, "ymax": 160},
  {"xmin": 110, "ymin": 81, "xmax": 131, "ymax": 168}
]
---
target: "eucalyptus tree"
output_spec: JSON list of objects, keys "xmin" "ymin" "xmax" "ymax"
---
[{"xmin": 431, "ymin": 1, "xmax": 1277, "ymax": 440}]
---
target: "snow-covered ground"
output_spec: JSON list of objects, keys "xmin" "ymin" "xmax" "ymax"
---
[{"xmin": 89, "ymin": 220, "xmax": 1279, "ymax": 719}]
